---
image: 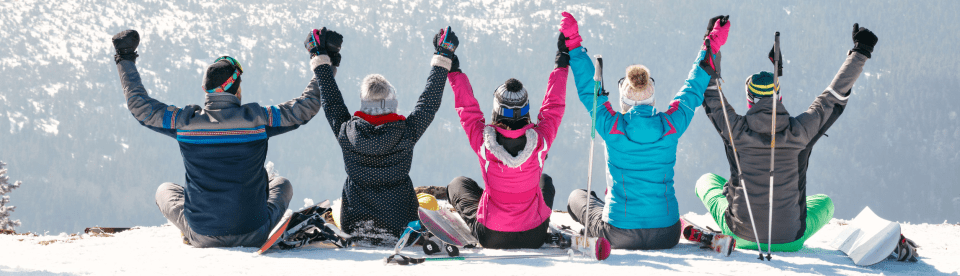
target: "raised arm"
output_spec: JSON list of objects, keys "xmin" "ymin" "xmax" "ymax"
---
[
  {"xmin": 666, "ymin": 16, "xmax": 729, "ymax": 135},
  {"xmin": 112, "ymin": 30, "xmax": 188, "ymax": 138},
  {"xmin": 306, "ymin": 28, "xmax": 351, "ymax": 136},
  {"xmin": 406, "ymin": 27, "xmax": 457, "ymax": 141},
  {"xmin": 449, "ymin": 71, "xmax": 485, "ymax": 152},
  {"xmin": 795, "ymin": 24, "xmax": 875, "ymax": 138},
  {"xmin": 701, "ymin": 78, "xmax": 744, "ymax": 141},
  {"xmin": 262, "ymin": 72, "xmax": 323, "ymax": 137},
  {"xmin": 563, "ymin": 12, "xmax": 617, "ymax": 141},
  {"xmin": 569, "ymin": 46, "xmax": 616, "ymax": 139}
]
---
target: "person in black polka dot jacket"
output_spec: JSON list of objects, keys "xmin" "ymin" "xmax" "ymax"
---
[{"xmin": 307, "ymin": 27, "xmax": 455, "ymax": 239}]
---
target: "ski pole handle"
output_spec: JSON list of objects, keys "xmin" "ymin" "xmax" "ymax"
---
[{"xmin": 593, "ymin": 55, "xmax": 603, "ymax": 82}]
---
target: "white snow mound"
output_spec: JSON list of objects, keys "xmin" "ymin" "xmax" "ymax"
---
[{"xmin": 0, "ymin": 212, "xmax": 957, "ymax": 275}]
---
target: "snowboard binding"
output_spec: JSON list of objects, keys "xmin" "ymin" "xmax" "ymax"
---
[
  {"xmin": 393, "ymin": 220, "xmax": 468, "ymax": 257},
  {"xmin": 278, "ymin": 201, "xmax": 354, "ymax": 249}
]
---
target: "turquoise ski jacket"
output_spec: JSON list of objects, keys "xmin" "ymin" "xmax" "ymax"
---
[{"xmin": 569, "ymin": 46, "xmax": 711, "ymax": 229}]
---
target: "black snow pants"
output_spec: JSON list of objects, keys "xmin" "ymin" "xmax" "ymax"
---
[{"xmin": 567, "ymin": 189, "xmax": 681, "ymax": 250}]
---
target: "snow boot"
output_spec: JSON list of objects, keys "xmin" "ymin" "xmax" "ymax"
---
[{"xmin": 681, "ymin": 216, "xmax": 735, "ymax": 257}]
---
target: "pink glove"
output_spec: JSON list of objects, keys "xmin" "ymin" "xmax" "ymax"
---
[
  {"xmin": 560, "ymin": 12, "xmax": 582, "ymax": 50},
  {"xmin": 704, "ymin": 19, "xmax": 730, "ymax": 54}
]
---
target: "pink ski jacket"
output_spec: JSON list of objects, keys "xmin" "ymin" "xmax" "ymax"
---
[{"xmin": 448, "ymin": 67, "xmax": 568, "ymax": 232}]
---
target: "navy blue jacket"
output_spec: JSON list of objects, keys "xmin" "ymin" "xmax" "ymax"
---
[{"xmin": 117, "ymin": 59, "xmax": 322, "ymax": 236}]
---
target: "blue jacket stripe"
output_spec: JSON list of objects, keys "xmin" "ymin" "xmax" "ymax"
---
[
  {"xmin": 176, "ymin": 133, "xmax": 267, "ymax": 144},
  {"xmin": 162, "ymin": 109, "xmax": 172, "ymax": 129},
  {"xmin": 270, "ymin": 106, "xmax": 281, "ymax": 127}
]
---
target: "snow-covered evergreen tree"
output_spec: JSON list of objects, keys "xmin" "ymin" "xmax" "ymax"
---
[{"xmin": 0, "ymin": 161, "xmax": 22, "ymax": 231}]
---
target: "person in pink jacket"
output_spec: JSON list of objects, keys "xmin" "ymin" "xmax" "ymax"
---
[{"xmin": 445, "ymin": 32, "xmax": 570, "ymax": 249}]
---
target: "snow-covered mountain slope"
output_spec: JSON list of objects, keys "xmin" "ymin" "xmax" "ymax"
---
[
  {"xmin": 0, "ymin": 212, "xmax": 956, "ymax": 275},
  {"xmin": 0, "ymin": 0, "xmax": 958, "ymax": 236}
]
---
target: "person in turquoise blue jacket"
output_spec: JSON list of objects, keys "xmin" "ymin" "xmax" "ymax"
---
[{"xmin": 564, "ymin": 14, "xmax": 729, "ymax": 249}]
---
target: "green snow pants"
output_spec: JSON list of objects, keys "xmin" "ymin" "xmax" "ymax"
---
[{"xmin": 695, "ymin": 173, "xmax": 834, "ymax": 252}]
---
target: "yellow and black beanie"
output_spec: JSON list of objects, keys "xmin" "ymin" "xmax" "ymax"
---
[{"xmin": 745, "ymin": 71, "xmax": 778, "ymax": 107}]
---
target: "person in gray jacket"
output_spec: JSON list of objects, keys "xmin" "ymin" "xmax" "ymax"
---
[
  {"xmin": 695, "ymin": 24, "xmax": 878, "ymax": 252},
  {"xmin": 111, "ymin": 29, "xmax": 331, "ymax": 247}
]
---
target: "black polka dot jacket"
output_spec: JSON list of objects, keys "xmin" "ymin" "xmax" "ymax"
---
[{"xmin": 313, "ymin": 54, "xmax": 452, "ymax": 238}]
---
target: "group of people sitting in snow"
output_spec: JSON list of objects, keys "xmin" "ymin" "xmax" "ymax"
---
[{"xmin": 109, "ymin": 12, "xmax": 877, "ymax": 252}]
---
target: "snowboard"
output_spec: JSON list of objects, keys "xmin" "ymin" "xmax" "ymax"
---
[
  {"xmin": 417, "ymin": 207, "xmax": 478, "ymax": 256},
  {"xmin": 547, "ymin": 222, "xmax": 611, "ymax": 261},
  {"xmin": 830, "ymin": 206, "xmax": 901, "ymax": 266},
  {"xmin": 84, "ymin": 227, "xmax": 133, "ymax": 234},
  {"xmin": 680, "ymin": 215, "xmax": 735, "ymax": 256},
  {"xmin": 256, "ymin": 199, "xmax": 352, "ymax": 255},
  {"xmin": 256, "ymin": 209, "xmax": 294, "ymax": 255}
]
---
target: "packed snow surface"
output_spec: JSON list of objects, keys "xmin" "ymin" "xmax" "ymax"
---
[{"xmin": 1, "ymin": 212, "xmax": 956, "ymax": 275}]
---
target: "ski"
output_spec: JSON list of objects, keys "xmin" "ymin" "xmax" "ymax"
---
[
  {"xmin": 385, "ymin": 252, "xmax": 573, "ymax": 265},
  {"xmin": 680, "ymin": 216, "xmax": 735, "ymax": 257},
  {"xmin": 547, "ymin": 222, "xmax": 611, "ymax": 261}
]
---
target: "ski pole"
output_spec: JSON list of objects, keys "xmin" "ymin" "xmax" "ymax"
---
[
  {"xmin": 765, "ymin": 31, "xmax": 781, "ymax": 261},
  {"xmin": 385, "ymin": 253, "xmax": 573, "ymax": 265},
  {"xmin": 714, "ymin": 80, "xmax": 765, "ymax": 261},
  {"xmin": 583, "ymin": 54, "xmax": 604, "ymax": 250}
]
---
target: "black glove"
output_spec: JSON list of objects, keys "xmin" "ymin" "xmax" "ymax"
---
[
  {"xmin": 768, "ymin": 45, "xmax": 783, "ymax": 77},
  {"xmin": 112, "ymin": 30, "xmax": 140, "ymax": 64},
  {"xmin": 698, "ymin": 39, "xmax": 721, "ymax": 79},
  {"xmin": 555, "ymin": 33, "xmax": 570, "ymax": 68},
  {"xmin": 432, "ymin": 27, "xmax": 459, "ymax": 58},
  {"xmin": 324, "ymin": 30, "xmax": 343, "ymax": 54},
  {"xmin": 450, "ymin": 55, "xmax": 461, "ymax": 73},
  {"xmin": 305, "ymin": 28, "xmax": 328, "ymax": 57},
  {"xmin": 329, "ymin": 52, "xmax": 342, "ymax": 67},
  {"xmin": 851, "ymin": 23, "xmax": 877, "ymax": 58},
  {"xmin": 704, "ymin": 15, "xmax": 729, "ymax": 39}
]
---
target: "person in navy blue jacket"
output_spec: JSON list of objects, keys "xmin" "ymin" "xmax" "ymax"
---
[{"xmin": 111, "ymin": 29, "xmax": 331, "ymax": 247}]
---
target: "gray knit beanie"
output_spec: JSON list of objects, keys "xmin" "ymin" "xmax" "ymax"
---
[
  {"xmin": 359, "ymin": 74, "xmax": 398, "ymax": 115},
  {"xmin": 492, "ymin": 78, "xmax": 530, "ymax": 123}
]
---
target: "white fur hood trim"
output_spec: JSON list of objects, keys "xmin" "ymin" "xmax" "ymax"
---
[{"xmin": 482, "ymin": 126, "xmax": 538, "ymax": 168}]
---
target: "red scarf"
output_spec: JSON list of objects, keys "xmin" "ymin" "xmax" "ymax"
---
[{"xmin": 354, "ymin": 111, "xmax": 406, "ymax": 126}]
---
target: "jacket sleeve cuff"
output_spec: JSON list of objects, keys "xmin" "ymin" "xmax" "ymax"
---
[
  {"xmin": 311, "ymin": 55, "xmax": 332, "ymax": 70},
  {"xmin": 431, "ymin": 55, "xmax": 452, "ymax": 71},
  {"xmin": 847, "ymin": 50, "xmax": 871, "ymax": 60}
]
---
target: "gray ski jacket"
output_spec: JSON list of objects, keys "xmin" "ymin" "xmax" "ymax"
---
[{"xmin": 701, "ymin": 51, "xmax": 868, "ymax": 244}]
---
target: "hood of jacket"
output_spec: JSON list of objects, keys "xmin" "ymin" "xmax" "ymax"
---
[
  {"xmin": 344, "ymin": 117, "xmax": 406, "ymax": 156},
  {"xmin": 619, "ymin": 104, "xmax": 672, "ymax": 144},
  {"xmin": 745, "ymin": 97, "xmax": 791, "ymax": 133}
]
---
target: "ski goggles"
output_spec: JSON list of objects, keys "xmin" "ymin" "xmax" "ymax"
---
[
  {"xmin": 499, "ymin": 104, "xmax": 530, "ymax": 118},
  {"xmin": 204, "ymin": 56, "xmax": 244, "ymax": 93}
]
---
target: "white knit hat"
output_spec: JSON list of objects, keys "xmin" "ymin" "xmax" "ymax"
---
[
  {"xmin": 619, "ymin": 65, "xmax": 655, "ymax": 113},
  {"xmin": 359, "ymin": 74, "xmax": 398, "ymax": 115}
]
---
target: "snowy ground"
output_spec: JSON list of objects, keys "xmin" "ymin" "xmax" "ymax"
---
[{"xmin": 1, "ymin": 212, "xmax": 957, "ymax": 276}]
